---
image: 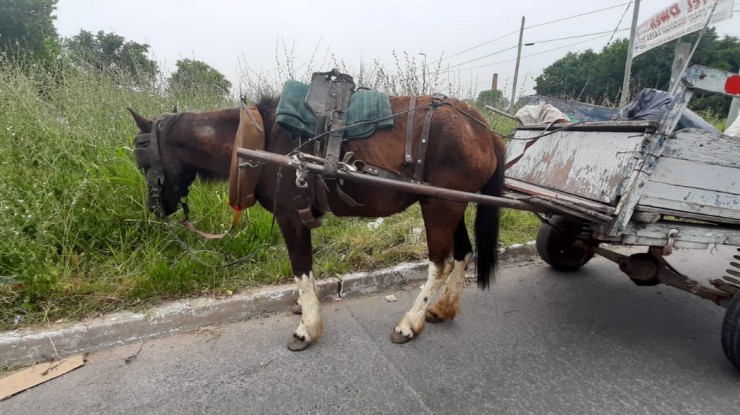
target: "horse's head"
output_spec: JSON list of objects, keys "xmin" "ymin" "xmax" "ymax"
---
[{"xmin": 128, "ymin": 106, "xmax": 196, "ymax": 218}]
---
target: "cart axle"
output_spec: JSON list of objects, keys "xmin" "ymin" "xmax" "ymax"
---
[{"xmin": 588, "ymin": 245, "xmax": 733, "ymax": 307}]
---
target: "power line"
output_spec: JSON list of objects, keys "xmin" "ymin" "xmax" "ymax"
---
[
  {"xmin": 523, "ymin": 32, "xmax": 622, "ymax": 59},
  {"xmin": 436, "ymin": 27, "xmax": 630, "ymax": 74},
  {"xmin": 433, "ymin": 30, "xmax": 519, "ymax": 65},
  {"xmin": 439, "ymin": 31, "xmax": 620, "ymax": 75},
  {"xmin": 436, "ymin": 2, "xmax": 631, "ymax": 65},
  {"xmin": 528, "ymin": 29, "xmax": 629, "ymax": 45},
  {"xmin": 525, "ymin": 2, "xmax": 631, "ymax": 29},
  {"xmin": 607, "ymin": 1, "xmax": 632, "ymax": 45},
  {"xmin": 442, "ymin": 45, "xmax": 519, "ymax": 71}
]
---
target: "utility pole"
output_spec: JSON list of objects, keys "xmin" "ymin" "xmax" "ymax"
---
[
  {"xmin": 511, "ymin": 16, "xmax": 525, "ymax": 109},
  {"xmin": 419, "ymin": 52, "xmax": 427, "ymax": 94},
  {"xmin": 620, "ymin": 0, "xmax": 641, "ymax": 107}
]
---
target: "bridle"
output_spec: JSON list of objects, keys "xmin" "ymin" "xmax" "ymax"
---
[
  {"xmin": 133, "ymin": 117, "xmax": 176, "ymax": 219},
  {"xmin": 132, "ymin": 114, "xmax": 226, "ymax": 238}
]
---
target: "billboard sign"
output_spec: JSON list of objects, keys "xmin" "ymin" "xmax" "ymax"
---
[{"xmin": 633, "ymin": 0, "xmax": 734, "ymax": 56}]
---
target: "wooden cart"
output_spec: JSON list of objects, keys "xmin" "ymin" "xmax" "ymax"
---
[{"xmin": 505, "ymin": 65, "xmax": 740, "ymax": 369}]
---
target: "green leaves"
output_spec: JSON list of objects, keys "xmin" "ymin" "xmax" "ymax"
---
[
  {"xmin": 0, "ymin": 0, "xmax": 60, "ymax": 67},
  {"xmin": 534, "ymin": 30, "xmax": 740, "ymax": 115},
  {"xmin": 169, "ymin": 58, "xmax": 232, "ymax": 100},
  {"xmin": 63, "ymin": 30, "xmax": 158, "ymax": 84}
]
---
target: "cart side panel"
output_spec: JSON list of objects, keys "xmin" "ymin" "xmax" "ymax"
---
[
  {"xmin": 636, "ymin": 129, "xmax": 740, "ymax": 223},
  {"xmin": 506, "ymin": 126, "xmax": 646, "ymax": 204}
]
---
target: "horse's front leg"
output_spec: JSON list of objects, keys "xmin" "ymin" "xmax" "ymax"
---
[{"xmin": 277, "ymin": 214, "xmax": 323, "ymax": 351}]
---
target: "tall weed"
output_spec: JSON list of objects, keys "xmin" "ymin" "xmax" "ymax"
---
[{"xmin": 0, "ymin": 57, "xmax": 537, "ymax": 330}]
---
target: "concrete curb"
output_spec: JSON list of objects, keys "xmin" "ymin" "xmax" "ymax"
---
[{"xmin": 0, "ymin": 242, "xmax": 537, "ymax": 367}]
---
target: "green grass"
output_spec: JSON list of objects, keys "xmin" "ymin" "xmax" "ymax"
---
[{"xmin": 0, "ymin": 64, "xmax": 539, "ymax": 331}]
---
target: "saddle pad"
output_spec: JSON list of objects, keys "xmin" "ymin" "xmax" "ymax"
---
[{"xmin": 276, "ymin": 80, "xmax": 394, "ymax": 139}]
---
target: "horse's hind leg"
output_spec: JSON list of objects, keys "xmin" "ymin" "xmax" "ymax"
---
[
  {"xmin": 391, "ymin": 200, "xmax": 466, "ymax": 344},
  {"xmin": 426, "ymin": 218, "xmax": 473, "ymax": 324}
]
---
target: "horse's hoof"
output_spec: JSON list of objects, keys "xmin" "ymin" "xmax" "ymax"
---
[
  {"xmin": 287, "ymin": 337, "xmax": 312, "ymax": 351},
  {"xmin": 425, "ymin": 311, "xmax": 445, "ymax": 324},
  {"xmin": 291, "ymin": 303, "xmax": 302, "ymax": 315},
  {"xmin": 390, "ymin": 330, "xmax": 413, "ymax": 344}
]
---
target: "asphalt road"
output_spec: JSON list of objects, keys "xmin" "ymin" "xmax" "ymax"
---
[{"xmin": 2, "ymin": 246, "xmax": 740, "ymax": 414}]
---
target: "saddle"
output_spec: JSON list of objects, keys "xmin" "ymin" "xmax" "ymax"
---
[
  {"xmin": 297, "ymin": 69, "xmax": 357, "ymax": 227},
  {"xmin": 275, "ymin": 69, "xmax": 393, "ymax": 228}
]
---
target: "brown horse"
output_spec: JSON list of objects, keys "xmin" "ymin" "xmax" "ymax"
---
[{"xmin": 128, "ymin": 94, "xmax": 506, "ymax": 351}]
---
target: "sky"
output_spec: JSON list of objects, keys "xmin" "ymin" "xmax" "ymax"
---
[{"xmin": 53, "ymin": 0, "xmax": 740, "ymax": 99}]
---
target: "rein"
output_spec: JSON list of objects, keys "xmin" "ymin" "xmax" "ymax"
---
[{"xmin": 162, "ymin": 214, "xmax": 262, "ymax": 269}]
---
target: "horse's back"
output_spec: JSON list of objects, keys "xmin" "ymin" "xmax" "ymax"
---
[{"xmin": 345, "ymin": 95, "xmax": 501, "ymax": 191}]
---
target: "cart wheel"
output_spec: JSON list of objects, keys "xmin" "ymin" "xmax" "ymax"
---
[
  {"xmin": 722, "ymin": 292, "xmax": 740, "ymax": 371},
  {"xmin": 536, "ymin": 215, "xmax": 595, "ymax": 272}
]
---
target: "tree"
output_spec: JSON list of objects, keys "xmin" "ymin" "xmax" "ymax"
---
[
  {"xmin": 534, "ymin": 29, "xmax": 740, "ymax": 114},
  {"xmin": 63, "ymin": 30, "xmax": 157, "ymax": 80},
  {"xmin": 476, "ymin": 89, "xmax": 509, "ymax": 110},
  {"xmin": 168, "ymin": 59, "xmax": 232, "ymax": 98},
  {"xmin": 0, "ymin": 0, "xmax": 60, "ymax": 66}
]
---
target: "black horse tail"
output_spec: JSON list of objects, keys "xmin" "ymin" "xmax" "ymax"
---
[{"xmin": 475, "ymin": 140, "xmax": 506, "ymax": 289}]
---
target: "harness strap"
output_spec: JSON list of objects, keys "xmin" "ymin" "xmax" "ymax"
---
[
  {"xmin": 414, "ymin": 94, "xmax": 444, "ymax": 182},
  {"xmin": 404, "ymin": 95, "xmax": 417, "ymax": 164}
]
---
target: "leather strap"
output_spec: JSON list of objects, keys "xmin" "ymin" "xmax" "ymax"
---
[
  {"xmin": 404, "ymin": 96, "xmax": 417, "ymax": 164},
  {"xmin": 414, "ymin": 94, "xmax": 445, "ymax": 182}
]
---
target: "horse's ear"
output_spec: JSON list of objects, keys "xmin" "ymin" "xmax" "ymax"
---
[
  {"xmin": 172, "ymin": 103, "xmax": 179, "ymax": 113},
  {"xmin": 127, "ymin": 107, "xmax": 153, "ymax": 132}
]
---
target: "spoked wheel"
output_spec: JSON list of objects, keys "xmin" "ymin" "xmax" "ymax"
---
[
  {"xmin": 722, "ymin": 292, "xmax": 740, "ymax": 371},
  {"xmin": 536, "ymin": 215, "xmax": 595, "ymax": 272}
]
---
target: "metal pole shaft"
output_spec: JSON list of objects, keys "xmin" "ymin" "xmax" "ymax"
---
[
  {"xmin": 237, "ymin": 148, "xmax": 549, "ymax": 213},
  {"xmin": 422, "ymin": 53, "xmax": 427, "ymax": 94},
  {"xmin": 620, "ymin": 0, "xmax": 641, "ymax": 107},
  {"xmin": 511, "ymin": 16, "xmax": 525, "ymax": 109}
]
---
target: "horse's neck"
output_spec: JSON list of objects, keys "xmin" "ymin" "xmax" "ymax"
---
[{"xmin": 181, "ymin": 131, "xmax": 234, "ymax": 182}]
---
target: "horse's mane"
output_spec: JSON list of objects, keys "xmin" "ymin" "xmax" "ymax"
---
[{"xmin": 256, "ymin": 94, "xmax": 278, "ymax": 118}]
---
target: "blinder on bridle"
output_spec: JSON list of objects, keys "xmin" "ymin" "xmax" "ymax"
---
[{"xmin": 133, "ymin": 120, "xmax": 168, "ymax": 217}]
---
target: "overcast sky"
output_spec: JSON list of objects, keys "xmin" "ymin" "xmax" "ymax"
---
[{"xmin": 53, "ymin": 0, "xmax": 740, "ymax": 98}]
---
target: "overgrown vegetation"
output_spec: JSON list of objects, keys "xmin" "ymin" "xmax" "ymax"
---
[
  {"xmin": 534, "ymin": 29, "xmax": 740, "ymax": 115},
  {"xmin": 0, "ymin": 3, "xmax": 538, "ymax": 330}
]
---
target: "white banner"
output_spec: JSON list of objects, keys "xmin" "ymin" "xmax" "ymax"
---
[{"xmin": 633, "ymin": 0, "xmax": 734, "ymax": 57}]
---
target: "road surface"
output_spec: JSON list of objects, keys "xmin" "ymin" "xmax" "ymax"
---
[{"xmin": 2, "ymin": 246, "xmax": 739, "ymax": 414}]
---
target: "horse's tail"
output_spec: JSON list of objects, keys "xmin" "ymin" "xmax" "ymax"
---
[{"xmin": 474, "ymin": 138, "xmax": 506, "ymax": 289}]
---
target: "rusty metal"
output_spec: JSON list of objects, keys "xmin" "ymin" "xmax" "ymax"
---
[
  {"xmin": 712, "ymin": 248, "xmax": 740, "ymax": 296},
  {"xmin": 587, "ymin": 244, "xmax": 733, "ymax": 307},
  {"xmin": 237, "ymin": 148, "xmax": 551, "ymax": 213}
]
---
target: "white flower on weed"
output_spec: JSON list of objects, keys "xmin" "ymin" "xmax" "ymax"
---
[{"xmin": 367, "ymin": 218, "xmax": 384, "ymax": 230}]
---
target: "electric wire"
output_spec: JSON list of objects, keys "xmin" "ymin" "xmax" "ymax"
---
[
  {"xmin": 525, "ymin": 2, "xmax": 631, "ymax": 29},
  {"xmin": 439, "ymin": 29, "xmax": 627, "ymax": 75},
  {"xmin": 607, "ymin": 1, "xmax": 633, "ymax": 45},
  {"xmin": 436, "ymin": 1, "xmax": 632, "ymax": 65}
]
